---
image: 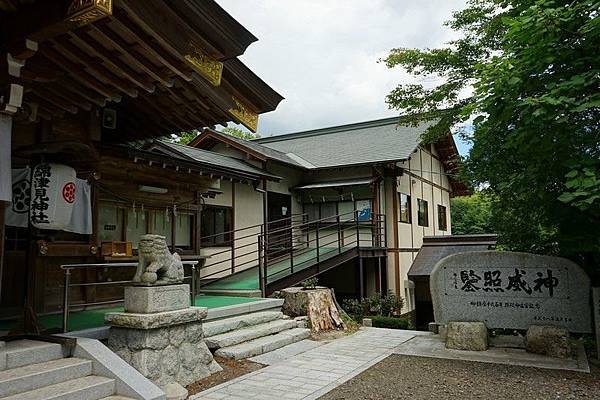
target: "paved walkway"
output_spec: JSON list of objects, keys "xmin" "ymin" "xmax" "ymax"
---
[{"xmin": 190, "ymin": 328, "xmax": 427, "ymax": 400}]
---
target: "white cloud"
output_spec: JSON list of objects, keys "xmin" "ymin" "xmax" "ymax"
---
[{"xmin": 218, "ymin": 0, "xmax": 468, "ymax": 138}]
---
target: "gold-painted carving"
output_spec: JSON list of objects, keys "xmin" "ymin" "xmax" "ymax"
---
[
  {"xmin": 185, "ymin": 43, "xmax": 223, "ymax": 86},
  {"xmin": 67, "ymin": 0, "xmax": 112, "ymax": 25},
  {"xmin": 228, "ymin": 97, "xmax": 259, "ymax": 132}
]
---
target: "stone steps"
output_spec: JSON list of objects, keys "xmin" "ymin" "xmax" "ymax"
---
[
  {"xmin": 99, "ymin": 397, "xmax": 137, "ymax": 400},
  {"xmin": 0, "ymin": 340, "xmax": 63, "ymax": 370},
  {"xmin": 203, "ymin": 310, "xmax": 283, "ymax": 337},
  {"xmin": 0, "ymin": 340, "xmax": 147, "ymax": 400},
  {"xmin": 206, "ymin": 318, "xmax": 298, "ymax": 349},
  {"xmin": 215, "ymin": 328, "xmax": 311, "ymax": 360},
  {"xmin": 1, "ymin": 375, "xmax": 116, "ymax": 400},
  {"xmin": 0, "ymin": 357, "xmax": 92, "ymax": 398}
]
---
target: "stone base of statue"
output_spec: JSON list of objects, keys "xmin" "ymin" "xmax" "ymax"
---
[{"xmin": 105, "ymin": 284, "xmax": 222, "ymax": 388}]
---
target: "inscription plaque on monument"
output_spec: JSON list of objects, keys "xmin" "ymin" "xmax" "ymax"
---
[{"xmin": 430, "ymin": 251, "xmax": 591, "ymax": 333}]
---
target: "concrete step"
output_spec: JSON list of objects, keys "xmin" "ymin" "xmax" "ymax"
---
[
  {"xmin": 215, "ymin": 328, "xmax": 311, "ymax": 360},
  {"xmin": 99, "ymin": 397, "xmax": 137, "ymax": 400},
  {"xmin": 204, "ymin": 298, "xmax": 284, "ymax": 322},
  {"xmin": 206, "ymin": 319, "xmax": 298, "ymax": 349},
  {"xmin": 0, "ymin": 340, "xmax": 63, "ymax": 371},
  {"xmin": 2, "ymin": 375, "xmax": 116, "ymax": 400},
  {"xmin": 203, "ymin": 310, "xmax": 284, "ymax": 337},
  {"xmin": 0, "ymin": 357, "xmax": 92, "ymax": 398}
]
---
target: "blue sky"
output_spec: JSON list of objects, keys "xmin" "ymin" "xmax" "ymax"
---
[{"xmin": 218, "ymin": 0, "xmax": 471, "ymax": 156}]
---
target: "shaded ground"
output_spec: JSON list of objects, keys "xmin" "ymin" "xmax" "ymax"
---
[
  {"xmin": 320, "ymin": 355, "xmax": 600, "ymax": 400},
  {"xmin": 186, "ymin": 357, "xmax": 264, "ymax": 395}
]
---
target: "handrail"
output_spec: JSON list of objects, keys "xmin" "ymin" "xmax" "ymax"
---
[
  {"xmin": 198, "ymin": 209, "xmax": 386, "ymax": 297},
  {"xmin": 60, "ymin": 260, "xmax": 199, "ymax": 333}
]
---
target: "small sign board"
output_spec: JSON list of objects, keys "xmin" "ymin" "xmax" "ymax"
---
[{"xmin": 430, "ymin": 251, "xmax": 592, "ymax": 333}]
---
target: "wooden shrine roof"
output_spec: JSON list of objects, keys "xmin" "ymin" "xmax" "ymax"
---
[{"xmin": 0, "ymin": 0, "xmax": 283, "ymax": 139}]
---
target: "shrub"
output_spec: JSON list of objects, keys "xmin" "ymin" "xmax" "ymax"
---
[
  {"xmin": 342, "ymin": 291, "xmax": 404, "ymax": 318},
  {"xmin": 301, "ymin": 277, "xmax": 319, "ymax": 290},
  {"xmin": 370, "ymin": 315, "xmax": 409, "ymax": 330}
]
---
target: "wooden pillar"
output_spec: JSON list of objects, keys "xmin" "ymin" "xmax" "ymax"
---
[{"xmin": 359, "ymin": 257, "xmax": 364, "ymax": 299}]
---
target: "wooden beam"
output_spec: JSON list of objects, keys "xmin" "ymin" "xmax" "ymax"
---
[
  {"xmin": 39, "ymin": 45, "xmax": 120, "ymax": 101},
  {"xmin": 88, "ymin": 23, "xmax": 174, "ymax": 88},
  {"xmin": 41, "ymin": 83, "xmax": 93, "ymax": 111},
  {"xmin": 30, "ymin": 86, "xmax": 78, "ymax": 114},
  {"xmin": 51, "ymin": 36, "xmax": 139, "ymax": 98},
  {"xmin": 110, "ymin": 9, "xmax": 192, "ymax": 82},
  {"xmin": 116, "ymin": 0, "xmax": 226, "ymax": 81},
  {"xmin": 69, "ymin": 30, "xmax": 155, "ymax": 92},
  {"xmin": 59, "ymin": 77, "xmax": 108, "ymax": 107}
]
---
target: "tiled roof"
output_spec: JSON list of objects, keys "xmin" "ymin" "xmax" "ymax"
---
[
  {"xmin": 157, "ymin": 141, "xmax": 280, "ymax": 180},
  {"xmin": 254, "ymin": 116, "xmax": 431, "ymax": 169}
]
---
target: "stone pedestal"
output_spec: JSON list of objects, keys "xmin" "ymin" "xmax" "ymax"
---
[
  {"xmin": 525, "ymin": 325, "xmax": 571, "ymax": 359},
  {"xmin": 445, "ymin": 321, "xmax": 488, "ymax": 351},
  {"xmin": 106, "ymin": 285, "xmax": 221, "ymax": 388},
  {"xmin": 124, "ymin": 284, "xmax": 190, "ymax": 313}
]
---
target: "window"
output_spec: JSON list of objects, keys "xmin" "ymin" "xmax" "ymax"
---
[
  {"xmin": 175, "ymin": 213, "xmax": 193, "ymax": 249},
  {"xmin": 417, "ymin": 199, "xmax": 429, "ymax": 227},
  {"xmin": 321, "ymin": 203, "xmax": 337, "ymax": 222},
  {"xmin": 303, "ymin": 200, "xmax": 372, "ymax": 222},
  {"xmin": 337, "ymin": 201, "xmax": 354, "ymax": 221},
  {"xmin": 438, "ymin": 205, "xmax": 448, "ymax": 231},
  {"xmin": 126, "ymin": 209, "xmax": 148, "ymax": 249},
  {"xmin": 151, "ymin": 210, "xmax": 173, "ymax": 246},
  {"xmin": 98, "ymin": 205, "xmax": 123, "ymax": 242},
  {"xmin": 398, "ymin": 193, "xmax": 411, "ymax": 223},
  {"xmin": 304, "ymin": 204, "xmax": 319, "ymax": 222},
  {"xmin": 201, "ymin": 206, "xmax": 233, "ymax": 246},
  {"xmin": 98, "ymin": 202, "xmax": 196, "ymax": 252}
]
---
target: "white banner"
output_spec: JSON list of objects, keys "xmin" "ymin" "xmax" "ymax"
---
[
  {"xmin": 64, "ymin": 178, "xmax": 92, "ymax": 235},
  {"xmin": 5, "ymin": 167, "xmax": 30, "ymax": 228}
]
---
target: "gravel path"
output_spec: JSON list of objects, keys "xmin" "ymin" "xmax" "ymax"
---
[{"xmin": 320, "ymin": 355, "xmax": 600, "ymax": 400}]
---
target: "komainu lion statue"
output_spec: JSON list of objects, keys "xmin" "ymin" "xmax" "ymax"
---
[{"xmin": 133, "ymin": 234, "xmax": 184, "ymax": 285}]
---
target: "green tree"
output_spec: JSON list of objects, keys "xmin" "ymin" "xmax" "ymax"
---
[
  {"xmin": 450, "ymin": 193, "xmax": 494, "ymax": 235},
  {"xmin": 384, "ymin": 0, "xmax": 600, "ymax": 271},
  {"xmin": 172, "ymin": 130, "xmax": 198, "ymax": 145},
  {"xmin": 220, "ymin": 126, "xmax": 260, "ymax": 140}
]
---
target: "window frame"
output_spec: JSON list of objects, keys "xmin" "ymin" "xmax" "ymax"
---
[
  {"xmin": 417, "ymin": 198, "xmax": 429, "ymax": 227},
  {"xmin": 97, "ymin": 201, "xmax": 198, "ymax": 254},
  {"xmin": 437, "ymin": 204, "xmax": 448, "ymax": 231},
  {"xmin": 200, "ymin": 205, "xmax": 233, "ymax": 247},
  {"xmin": 398, "ymin": 193, "xmax": 411, "ymax": 224}
]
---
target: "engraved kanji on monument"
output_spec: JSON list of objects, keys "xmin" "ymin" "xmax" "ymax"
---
[{"xmin": 430, "ymin": 251, "xmax": 592, "ymax": 333}]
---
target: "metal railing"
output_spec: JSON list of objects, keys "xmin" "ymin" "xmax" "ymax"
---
[
  {"xmin": 197, "ymin": 213, "xmax": 306, "ymax": 286},
  {"xmin": 197, "ymin": 209, "xmax": 386, "ymax": 296},
  {"xmin": 60, "ymin": 260, "xmax": 200, "ymax": 333},
  {"xmin": 257, "ymin": 210, "xmax": 386, "ymax": 294}
]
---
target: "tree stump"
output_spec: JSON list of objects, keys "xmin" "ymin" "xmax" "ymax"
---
[{"xmin": 279, "ymin": 287, "xmax": 345, "ymax": 332}]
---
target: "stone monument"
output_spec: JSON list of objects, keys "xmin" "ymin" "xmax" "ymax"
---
[
  {"xmin": 430, "ymin": 251, "xmax": 592, "ymax": 333},
  {"xmin": 106, "ymin": 234, "xmax": 221, "ymax": 392}
]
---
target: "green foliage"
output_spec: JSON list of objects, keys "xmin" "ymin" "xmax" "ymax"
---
[
  {"xmin": 170, "ymin": 130, "xmax": 198, "ymax": 145},
  {"xmin": 220, "ymin": 126, "xmax": 261, "ymax": 140},
  {"xmin": 370, "ymin": 316, "xmax": 409, "ymax": 330},
  {"xmin": 450, "ymin": 192, "xmax": 494, "ymax": 235},
  {"xmin": 342, "ymin": 291, "xmax": 404, "ymax": 318},
  {"xmin": 385, "ymin": 0, "xmax": 600, "ymax": 272},
  {"xmin": 301, "ymin": 277, "xmax": 319, "ymax": 290}
]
